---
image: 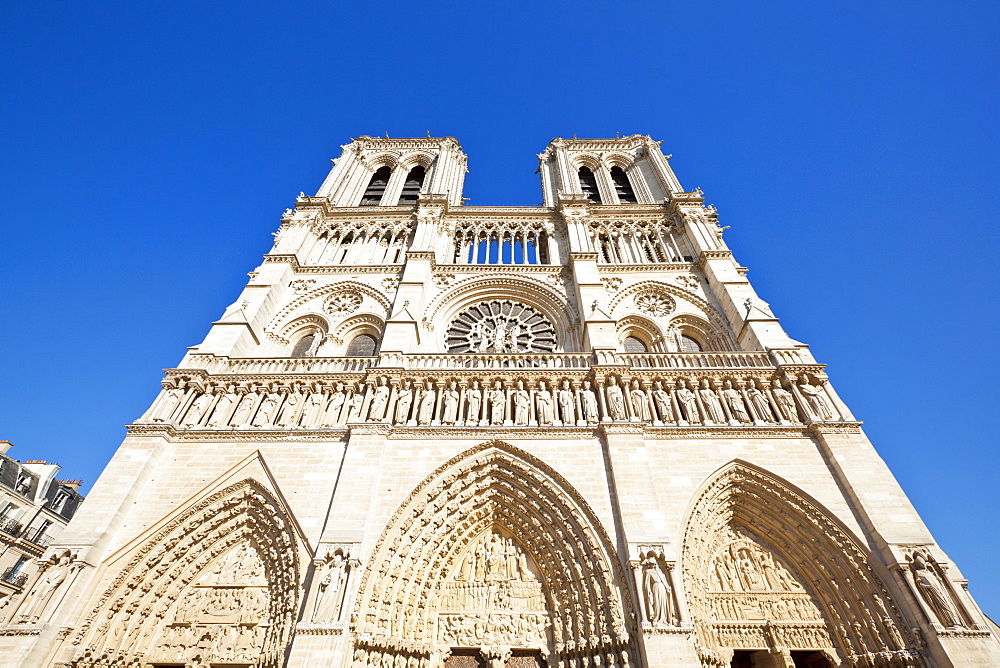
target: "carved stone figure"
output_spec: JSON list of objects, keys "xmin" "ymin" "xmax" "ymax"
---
[
  {"xmin": 771, "ymin": 379, "xmax": 798, "ymax": 422},
  {"xmin": 312, "ymin": 552, "xmax": 348, "ymax": 623},
  {"xmin": 417, "ymin": 385, "xmax": 436, "ymax": 425},
  {"xmin": 676, "ymin": 381, "xmax": 700, "ymax": 423},
  {"xmin": 580, "ymin": 380, "xmax": 599, "ymax": 424},
  {"xmin": 699, "ymin": 379, "xmax": 725, "ymax": 424},
  {"xmin": 300, "ymin": 386, "xmax": 328, "ymax": 427},
  {"xmin": 488, "ymin": 381, "xmax": 505, "ymax": 425},
  {"xmin": 183, "ymin": 391, "xmax": 214, "ymax": 428},
  {"xmin": 347, "ymin": 386, "xmax": 364, "ymax": 421},
  {"xmin": 442, "ymin": 382, "xmax": 460, "ymax": 424},
  {"xmin": 153, "ymin": 383, "xmax": 186, "ymax": 422},
  {"xmin": 911, "ymin": 554, "xmax": 964, "ymax": 628},
  {"xmin": 536, "ymin": 381, "xmax": 554, "ymax": 425},
  {"xmin": 394, "ymin": 380, "xmax": 414, "ymax": 425},
  {"xmin": 322, "ymin": 383, "xmax": 346, "ymax": 427},
  {"xmin": 275, "ymin": 387, "xmax": 302, "ymax": 427},
  {"xmin": 630, "ymin": 380, "xmax": 650, "ymax": 421},
  {"xmin": 642, "ymin": 557, "xmax": 675, "ymax": 625},
  {"xmin": 606, "ymin": 377, "xmax": 627, "ymax": 421},
  {"xmin": 368, "ymin": 377, "xmax": 390, "ymax": 421},
  {"xmin": 466, "ymin": 380, "xmax": 483, "ymax": 425},
  {"xmin": 305, "ymin": 330, "xmax": 325, "ymax": 357},
  {"xmin": 746, "ymin": 383, "xmax": 775, "ymax": 423},
  {"xmin": 652, "ymin": 382, "xmax": 672, "ymax": 422},
  {"xmin": 253, "ymin": 391, "xmax": 280, "ymax": 427},
  {"xmin": 513, "ymin": 380, "xmax": 530, "ymax": 426},
  {"xmin": 798, "ymin": 376, "xmax": 833, "ymax": 420},
  {"xmin": 557, "ymin": 380, "xmax": 576, "ymax": 424},
  {"xmin": 229, "ymin": 388, "xmax": 256, "ymax": 427},
  {"xmin": 206, "ymin": 386, "xmax": 238, "ymax": 427},
  {"xmin": 721, "ymin": 380, "xmax": 749, "ymax": 423},
  {"xmin": 20, "ymin": 551, "xmax": 75, "ymax": 624}
]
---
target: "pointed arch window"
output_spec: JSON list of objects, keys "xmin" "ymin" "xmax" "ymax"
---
[
  {"xmin": 346, "ymin": 333, "xmax": 378, "ymax": 357},
  {"xmin": 623, "ymin": 336, "xmax": 648, "ymax": 353},
  {"xmin": 291, "ymin": 331, "xmax": 323, "ymax": 358},
  {"xmin": 679, "ymin": 334, "xmax": 702, "ymax": 352},
  {"xmin": 360, "ymin": 166, "xmax": 392, "ymax": 206},
  {"xmin": 397, "ymin": 165, "xmax": 426, "ymax": 205},
  {"xmin": 578, "ymin": 166, "xmax": 602, "ymax": 204},
  {"xmin": 610, "ymin": 166, "xmax": 637, "ymax": 203}
]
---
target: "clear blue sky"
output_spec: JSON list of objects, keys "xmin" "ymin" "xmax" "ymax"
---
[{"xmin": 2, "ymin": 1, "xmax": 998, "ymax": 615}]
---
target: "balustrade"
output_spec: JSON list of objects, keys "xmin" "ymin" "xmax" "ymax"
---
[
  {"xmin": 399, "ymin": 353, "xmax": 592, "ymax": 371},
  {"xmin": 619, "ymin": 351, "xmax": 773, "ymax": 370}
]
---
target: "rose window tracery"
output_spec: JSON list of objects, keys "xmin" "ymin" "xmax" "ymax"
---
[
  {"xmin": 635, "ymin": 292, "xmax": 675, "ymax": 316},
  {"xmin": 446, "ymin": 301, "xmax": 556, "ymax": 354},
  {"xmin": 323, "ymin": 290, "xmax": 362, "ymax": 317}
]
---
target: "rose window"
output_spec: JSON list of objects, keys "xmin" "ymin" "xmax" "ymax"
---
[
  {"xmin": 635, "ymin": 292, "xmax": 675, "ymax": 316},
  {"xmin": 323, "ymin": 291, "xmax": 362, "ymax": 316},
  {"xmin": 446, "ymin": 301, "xmax": 556, "ymax": 354}
]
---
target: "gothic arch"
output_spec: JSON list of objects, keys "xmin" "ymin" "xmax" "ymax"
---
[
  {"xmin": 333, "ymin": 313, "xmax": 386, "ymax": 348},
  {"xmin": 425, "ymin": 275, "xmax": 580, "ymax": 352},
  {"xmin": 69, "ymin": 478, "xmax": 304, "ymax": 668},
  {"xmin": 609, "ymin": 280, "xmax": 733, "ymax": 345},
  {"xmin": 351, "ymin": 440, "xmax": 636, "ymax": 667},
  {"xmin": 268, "ymin": 281, "xmax": 392, "ymax": 339},
  {"xmin": 277, "ymin": 313, "xmax": 330, "ymax": 344},
  {"xmin": 616, "ymin": 314, "xmax": 664, "ymax": 352},
  {"xmin": 680, "ymin": 461, "xmax": 922, "ymax": 667}
]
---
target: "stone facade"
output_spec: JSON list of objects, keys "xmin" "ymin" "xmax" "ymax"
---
[{"xmin": 2, "ymin": 135, "xmax": 998, "ymax": 667}]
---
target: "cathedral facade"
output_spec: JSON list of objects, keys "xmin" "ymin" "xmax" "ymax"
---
[{"xmin": 1, "ymin": 135, "xmax": 997, "ymax": 667}]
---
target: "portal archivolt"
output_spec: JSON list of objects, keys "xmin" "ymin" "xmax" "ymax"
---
[
  {"xmin": 681, "ymin": 462, "xmax": 923, "ymax": 667},
  {"xmin": 69, "ymin": 479, "xmax": 301, "ymax": 668},
  {"xmin": 352, "ymin": 440, "xmax": 636, "ymax": 667}
]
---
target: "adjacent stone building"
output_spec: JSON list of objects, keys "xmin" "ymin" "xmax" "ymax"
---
[{"xmin": 2, "ymin": 135, "xmax": 997, "ymax": 667}]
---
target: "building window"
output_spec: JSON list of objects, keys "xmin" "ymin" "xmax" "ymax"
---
[
  {"xmin": 679, "ymin": 334, "xmax": 702, "ymax": 352},
  {"xmin": 610, "ymin": 166, "xmax": 637, "ymax": 203},
  {"xmin": 346, "ymin": 334, "xmax": 378, "ymax": 357},
  {"xmin": 360, "ymin": 166, "xmax": 392, "ymax": 206},
  {"xmin": 578, "ymin": 167, "xmax": 602, "ymax": 204},
  {"xmin": 29, "ymin": 519, "xmax": 52, "ymax": 544},
  {"xmin": 291, "ymin": 332, "xmax": 318, "ymax": 358},
  {"xmin": 9, "ymin": 556, "xmax": 28, "ymax": 575},
  {"xmin": 0, "ymin": 503, "xmax": 13, "ymax": 520},
  {"xmin": 396, "ymin": 165, "xmax": 426, "ymax": 205},
  {"xmin": 51, "ymin": 492, "xmax": 69, "ymax": 513},
  {"xmin": 623, "ymin": 336, "xmax": 648, "ymax": 353}
]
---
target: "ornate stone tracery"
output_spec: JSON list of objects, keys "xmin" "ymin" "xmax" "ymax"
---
[
  {"xmin": 351, "ymin": 441, "xmax": 636, "ymax": 667},
  {"xmin": 445, "ymin": 301, "xmax": 557, "ymax": 354}
]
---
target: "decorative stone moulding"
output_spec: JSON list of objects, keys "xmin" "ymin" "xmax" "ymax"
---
[
  {"xmin": 323, "ymin": 290, "xmax": 363, "ymax": 317},
  {"xmin": 635, "ymin": 292, "xmax": 676, "ymax": 316},
  {"xmin": 445, "ymin": 301, "xmax": 557, "ymax": 354}
]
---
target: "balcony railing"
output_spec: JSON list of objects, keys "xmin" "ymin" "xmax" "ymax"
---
[
  {"xmin": 0, "ymin": 519, "xmax": 23, "ymax": 537},
  {"xmin": 617, "ymin": 351, "xmax": 773, "ymax": 370},
  {"xmin": 0, "ymin": 568, "xmax": 27, "ymax": 588},
  {"xmin": 23, "ymin": 531, "xmax": 53, "ymax": 548},
  {"xmin": 389, "ymin": 353, "xmax": 593, "ymax": 371},
  {"xmin": 184, "ymin": 354, "xmax": 376, "ymax": 375}
]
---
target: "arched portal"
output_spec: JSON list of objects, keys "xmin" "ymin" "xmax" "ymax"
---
[
  {"xmin": 352, "ymin": 440, "xmax": 636, "ymax": 667},
  {"xmin": 69, "ymin": 479, "xmax": 302, "ymax": 668},
  {"xmin": 681, "ymin": 462, "xmax": 923, "ymax": 667}
]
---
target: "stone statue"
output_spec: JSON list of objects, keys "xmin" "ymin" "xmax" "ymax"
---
[
  {"xmin": 368, "ymin": 377, "xmax": 390, "ymax": 421},
  {"xmin": 417, "ymin": 385, "xmax": 437, "ymax": 425},
  {"xmin": 312, "ymin": 552, "xmax": 348, "ymax": 623},
  {"xmin": 911, "ymin": 554, "xmax": 964, "ymax": 628},
  {"xmin": 465, "ymin": 380, "xmax": 483, "ymax": 425},
  {"xmin": 771, "ymin": 379, "xmax": 798, "ymax": 422},
  {"xmin": 394, "ymin": 380, "xmax": 413, "ymax": 425},
  {"xmin": 580, "ymin": 380, "xmax": 599, "ymax": 424},
  {"xmin": 536, "ymin": 381, "xmax": 554, "ymax": 425},
  {"xmin": 606, "ymin": 377, "xmax": 627, "ymax": 421},
  {"xmin": 630, "ymin": 380, "xmax": 650, "ymax": 421},
  {"xmin": 229, "ymin": 388, "xmax": 257, "ymax": 428},
  {"xmin": 322, "ymin": 383, "xmax": 346, "ymax": 427},
  {"xmin": 746, "ymin": 383, "xmax": 775, "ymax": 423},
  {"xmin": 182, "ymin": 391, "xmax": 214, "ymax": 428},
  {"xmin": 300, "ymin": 386, "xmax": 328, "ymax": 427},
  {"xmin": 153, "ymin": 383, "xmax": 186, "ymax": 422},
  {"xmin": 557, "ymin": 380, "xmax": 576, "ymax": 424},
  {"xmin": 642, "ymin": 557, "xmax": 675, "ymax": 625},
  {"xmin": 721, "ymin": 380, "xmax": 750, "ymax": 423},
  {"xmin": 698, "ymin": 379, "xmax": 725, "ymax": 424},
  {"xmin": 305, "ymin": 331, "xmax": 325, "ymax": 357},
  {"xmin": 20, "ymin": 551, "xmax": 75, "ymax": 624},
  {"xmin": 275, "ymin": 388, "xmax": 302, "ymax": 427},
  {"xmin": 652, "ymin": 382, "xmax": 672, "ymax": 423},
  {"xmin": 206, "ymin": 386, "xmax": 238, "ymax": 428},
  {"xmin": 798, "ymin": 376, "xmax": 833, "ymax": 420},
  {"xmin": 488, "ymin": 381, "xmax": 505, "ymax": 425},
  {"xmin": 441, "ymin": 381, "xmax": 460, "ymax": 424},
  {"xmin": 513, "ymin": 380, "xmax": 530, "ymax": 426},
  {"xmin": 676, "ymin": 381, "xmax": 700, "ymax": 423},
  {"xmin": 347, "ymin": 386, "xmax": 364, "ymax": 421}
]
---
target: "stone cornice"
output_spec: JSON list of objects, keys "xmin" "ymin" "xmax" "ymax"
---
[{"xmin": 697, "ymin": 250, "xmax": 733, "ymax": 268}]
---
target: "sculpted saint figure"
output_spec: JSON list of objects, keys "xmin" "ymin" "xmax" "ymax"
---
[
  {"xmin": 513, "ymin": 381, "xmax": 530, "ymax": 426},
  {"xmin": 488, "ymin": 381, "xmax": 506, "ymax": 425},
  {"xmin": 746, "ymin": 383, "xmax": 775, "ymax": 422},
  {"xmin": 417, "ymin": 385, "xmax": 437, "ymax": 425},
  {"xmin": 321, "ymin": 383, "xmax": 346, "ymax": 427},
  {"xmin": 20, "ymin": 551, "xmax": 74, "ymax": 624},
  {"xmin": 580, "ymin": 380, "xmax": 599, "ymax": 424},
  {"xmin": 229, "ymin": 388, "xmax": 257, "ymax": 428},
  {"xmin": 305, "ymin": 331, "xmax": 325, "ymax": 357},
  {"xmin": 798, "ymin": 376, "xmax": 833, "ymax": 420},
  {"xmin": 558, "ymin": 380, "xmax": 576, "ymax": 424},
  {"xmin": 642, "ymin": 557, "xmax": 675, "ymax": 625},
  {"xmin": 771, "ymin": 379, "xmax": 798, "ymax": 422},
  {"xmin": 536, "ymin": 381, "xmax": 554, "ymax": 425},
  {"xmin": 312, "ymin": 553, "xmax": 348, "ymax": 623},
  {"xmin": 721, "ymin": 380, "xmax": 750, "ymax": 423},
  {"xmin": 300, "ymin": 386, "xmax": 328, "ymax": 427},
  {"xmin": 465, "ymin": 380, "xmax": 483, "ymax": 425},
  {"xmin": 698, "ymin": 379, "xmax": 726, "ymax": 424},
  {"xmin": 207, "ymin": 385, "xmax": 238, "ymax": 428},
  {"xmin": 368, "ymin": 377, "xmax": 390, "ymax": 421},
  {"xmin": 630, "ymin": 380, "xmax": 650, "ymax": 421},
  {"xmin": 442, "ymin": 381, "xmax": 460, "ymax": 424},
  {"xmin": 153, "ymin": 383, "xmax": 186, "ymax": 422},
  {"xmin": 912, "ymin": 554, "xmax": 964, "ymax": 628},
  {"xmin": 347, "ymin": 387, "xmax": 364, "ymax": 421},
  {"xmin": 275, "ymin": 388, "xmax": 302, "ymax": 427},
  {"xmin": 183, "ymin": 391, "xmax": 214, "ymax": 428},
  {"xmin": 606, "ymin": 377, "xmax": 628, "ymax": 421},
  {"xmin": 394, "ymin": 380, "xmax": 414, "ymax": 425},
  {"xmin": 675, "ymin": 381, "xmax": 700, "ymax": 423},
  {"xmin": 652, "ymin": 381, "xmax": 672, "ymax": 422}
]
